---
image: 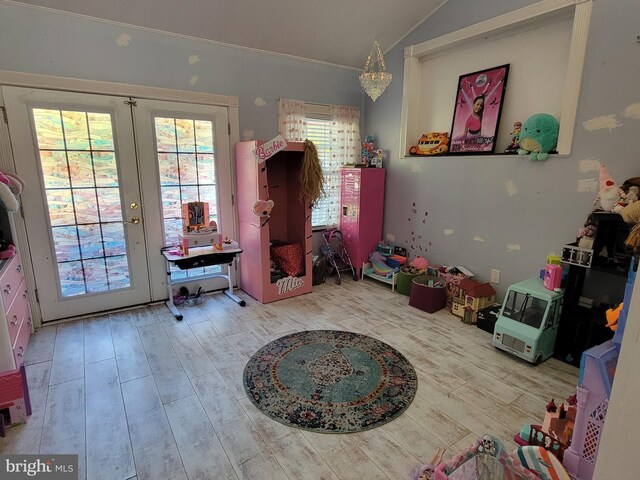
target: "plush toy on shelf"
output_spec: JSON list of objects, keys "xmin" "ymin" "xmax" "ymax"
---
[
  {"xmin": 409, "ymin": 132, "xmax": 450, "ymax": 156},
  {"xmin": 518, "ymin": 113, "xmax": 559, "ymax": 161},
  {"xmin": 593, "ymin": 164, "xmax": 624, "ymax": 212},
  {"xmin": 253, "ymin": 199, "xmax": 274, "ymax": 227}
]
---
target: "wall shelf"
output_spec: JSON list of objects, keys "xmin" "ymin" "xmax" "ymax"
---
[{"xmin": 400, "ymin": 0, "xmax": 593, "ymax": 158}]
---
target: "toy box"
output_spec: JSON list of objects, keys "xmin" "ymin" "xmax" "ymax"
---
[
  {"xmin": 409, "ymin": 275, "xmax": 447, "ymax": 313},
  {"xmin": 396, "ymin": 269, "xmax": 419, "ymax": 296},
  {"xmin": 476, "ymin": 303, "xmax": 501, "ymax": 334}
]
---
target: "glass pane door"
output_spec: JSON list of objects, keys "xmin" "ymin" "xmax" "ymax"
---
[
  {"xmin": 3, "ymin": 87, "xmax": 151, "ymax": 321},
  {"xmin": 34, "ymin": 108, "xmax": 131, "ymax": 296},
  {"xmin": 155, "ymin": 116, "xmax": 219, "ymax": 279},
  {"xmin": 133, "ymin": 100, "xmax": 234, "ymax": 298}
]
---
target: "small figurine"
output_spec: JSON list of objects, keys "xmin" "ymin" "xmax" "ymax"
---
[{"xmin": 504, "ymin": 121, "xmax": 522, "ymax": 153}]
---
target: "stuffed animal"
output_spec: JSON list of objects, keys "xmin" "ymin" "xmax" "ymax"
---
[
  {"xmin": 409, "ymin": 132, "xmax": 449, "ymax": 156},
  {"xmin": 620, "ymin": 201, "xmax": 640, "ymax": 249},
  {"xmin": 252, "ymin": 199, "xmax": 274, "ymax": 217},
  {"xmin": 518, "ymin": 113, "xmax": 559, "ymax": 161},
  {"xmin": 0, "ymin": 176, "xmax": 18, "ymax": 212},
  {"xmin": 626, "ymin": 185, "xmax": 639, "ymax": 204},
  {"xmin": 252, "ymin": 199, "xmax": 274, "ymax": 228},
  {"xmin": 0, "ymin": 241, "xmax": 15, "ymax": 260},
  {"xmin": 594, "ymin": 164, "xmax": 624, "ymax": 212},
  {"xmin": 411, "ymin": 256, "xmax": 429, "ymax": 271}
]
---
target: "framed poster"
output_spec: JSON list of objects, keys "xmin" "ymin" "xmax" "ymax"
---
[{"xmin": 449, "ymin": 64, "xmax": 509, "ymax": 154}]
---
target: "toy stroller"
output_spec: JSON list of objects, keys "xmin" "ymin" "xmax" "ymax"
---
[{"xmin": 320, "ymin": 229, "xmax": 356, "ymax": 285}]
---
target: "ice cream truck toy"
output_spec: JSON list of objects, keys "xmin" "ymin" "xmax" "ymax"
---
[{"xmin": 492, "ymin": 277, "xmax": 564, "ymax": 365}]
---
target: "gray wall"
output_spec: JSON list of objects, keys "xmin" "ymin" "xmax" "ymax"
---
[
  {"xmin": 365, "ymin": 0, "xmax": 639, "ymax": 299},
  {"xmin": 0, "ymin": 1, "xmax": 363, "ymax": 143},
  {"xmin": 1, "ymin": 0, "xmax": 638, "ymax": 302}
]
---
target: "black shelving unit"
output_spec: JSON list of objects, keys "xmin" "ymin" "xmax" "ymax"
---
[{"xmin": 554, "ymin": 212, "xmax": 634, "ymax": 366}]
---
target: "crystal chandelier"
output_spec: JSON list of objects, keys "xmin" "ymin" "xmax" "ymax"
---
[{"xmin": 359, "ymin": 40, "xmax": 392, "ymax": 102}]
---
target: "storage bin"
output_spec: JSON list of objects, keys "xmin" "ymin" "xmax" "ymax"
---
[
  {"xmin": 409, "ymin": 275, "xmax": 447, "ymax": 313},
  {"xmin": 396, "ymin": 270, "xmax": 420, "ymax": 296}
]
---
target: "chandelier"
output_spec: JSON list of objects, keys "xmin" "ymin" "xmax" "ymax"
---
[{"xmin": 359, "ymin": 40, "xmax": 392, "ymax": 102}]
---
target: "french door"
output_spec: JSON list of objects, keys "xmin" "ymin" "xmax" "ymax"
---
[{"xmin": 2, "ymin": 86, "xmax": 233, "ymax": 322}]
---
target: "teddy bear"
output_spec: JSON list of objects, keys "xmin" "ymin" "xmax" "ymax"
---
[
  {"xmin": 252, "ymin": 199, "xmax": 274, "ymax": 227},
  {"xmin": 252, "ymin": 199, "xmax": 274, "ymax": 217},
  {"xmin": 518, "ymin": 113, "xmax": 559, "ymax": 161}
]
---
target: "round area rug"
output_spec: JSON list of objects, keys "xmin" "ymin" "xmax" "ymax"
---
[{"xmin": 243, "ymin": 330, "xmax": 417, "ymax": 433}]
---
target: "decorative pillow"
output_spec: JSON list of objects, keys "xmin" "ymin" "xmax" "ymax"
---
[{"xmin": 271, "ymin": 243, "xmax": 304, "ymax": 277}]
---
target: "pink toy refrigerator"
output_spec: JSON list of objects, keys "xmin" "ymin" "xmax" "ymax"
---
[
  {"xmin": 339, "ymin": 168, "xmax": 385, "ymax": 279},
  {"xmin": 235, "ymin": 140, "xmax": 312, "ymax": 303}
]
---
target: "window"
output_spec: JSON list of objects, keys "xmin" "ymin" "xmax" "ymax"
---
[
  {"xmin": 305, "ymin": 117, "xmax": 332, "ymax": 227},
  {"xmin": 279, "ymin": 99, "xmax": 360, "ymax": 229},
  {"xmin": 503, "ymin": 291, "xmax": 548, "ymax": 329}
]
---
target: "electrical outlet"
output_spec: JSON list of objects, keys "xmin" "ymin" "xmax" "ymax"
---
[{"xmin": 491, "ymin": 269, "xmax": 500, "ymax": 283}]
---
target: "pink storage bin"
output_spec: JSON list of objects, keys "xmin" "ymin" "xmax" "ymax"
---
[{"xmin": 543, "ymin": 264, "xmax": 562, "ymax": 290}]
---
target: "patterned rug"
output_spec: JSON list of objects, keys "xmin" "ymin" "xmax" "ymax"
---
[{"xmin": 243, "ymin": 330, "xmax": 418, "ymax": 433}]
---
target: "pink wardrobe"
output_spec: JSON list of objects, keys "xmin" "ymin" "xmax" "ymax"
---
[
  {"xmin": 340, "ymin": 167, "xmax": 385, "ymax": 278},
  {"xmin": 236, "ymin": 141, "xmax": 312, "ymax": 303}
]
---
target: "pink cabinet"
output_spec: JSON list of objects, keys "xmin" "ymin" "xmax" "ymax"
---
[
  {"xmin": 340, "ymin": 168, "xmax": 385, "ymax": 278},
  {"xmin": 235, "ymin": 141, "xmax": 312, "ymax": 303}
]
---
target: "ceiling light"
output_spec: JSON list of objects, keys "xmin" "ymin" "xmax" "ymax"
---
[{"xmin": 359, "ymin": 40, "xmax": 392, "ymax": 102}]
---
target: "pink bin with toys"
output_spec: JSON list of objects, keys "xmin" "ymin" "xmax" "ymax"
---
[{"xmin": 409, "ymin": 275, "xmax": 447, "ymax": 313}]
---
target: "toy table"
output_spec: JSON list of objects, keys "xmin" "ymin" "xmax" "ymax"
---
[{"xmin": 161, "ymin": 243, "xmax": 245, "ymax": 320}]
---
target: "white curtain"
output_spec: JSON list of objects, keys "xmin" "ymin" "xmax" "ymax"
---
[
  {"xmin": 326, "ymin": 105, "xmax": 360, "ymax": 226},
  {"xmin": 278, "ymin": 99, "xmax": 306, "ymax": 141},
  {"xmin": 277, "ymin": 99, "xmax": 361, "ymax": 228}
]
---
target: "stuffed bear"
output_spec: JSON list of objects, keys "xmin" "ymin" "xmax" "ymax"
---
[
  {"xmin": 518, "ymin": 113, "xmax": 559, "ymax": 161},
  {"xmin": 252, "ymin": 199, "xmax": 274, "ymax": 217}
]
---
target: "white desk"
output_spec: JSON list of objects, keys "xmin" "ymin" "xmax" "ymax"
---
[{"xmin": 161, "ymin": 243, "xmax": 245, "ymax": 320}]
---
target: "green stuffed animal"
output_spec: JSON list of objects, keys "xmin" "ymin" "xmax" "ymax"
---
[{"xmin": 518, "ymin": 113, "xmax": 559, "ymax": 161}]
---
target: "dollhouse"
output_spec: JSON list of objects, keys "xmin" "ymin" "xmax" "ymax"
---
[{"xmin": 451, "ymin": 278, "xmax": 496, "ymax": 324}]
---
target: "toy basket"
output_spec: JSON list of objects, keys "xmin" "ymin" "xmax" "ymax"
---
[
  {"xmin": 409, "ymin": 275, "xmax": 446, "ymax": 313},
  {"xmin": 396, "ymin": 270, "xmax": 420, "ymax": 296}
]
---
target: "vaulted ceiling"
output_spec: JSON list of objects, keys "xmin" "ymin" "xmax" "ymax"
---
[{"xmin": 13, "ymin": 0, "xmax": 448, "ymax": 68}]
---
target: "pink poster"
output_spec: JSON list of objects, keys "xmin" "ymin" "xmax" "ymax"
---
[{"xmin": 449, "ymin": 64, "xmax": 509, "ymax": 154}]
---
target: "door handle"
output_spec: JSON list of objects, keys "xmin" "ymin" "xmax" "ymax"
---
[{"xmin": 125, "ymin": 217, "xmax": 141, "ymax": 225}]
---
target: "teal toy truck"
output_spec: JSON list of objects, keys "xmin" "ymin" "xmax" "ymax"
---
[{"xmin": 492, "ymin": 277, "xmax": 564, "ymax": 364}]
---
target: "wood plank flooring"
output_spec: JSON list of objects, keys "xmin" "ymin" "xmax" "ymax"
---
[{"xmin": 0, "ymin": 278, "xmax": 578, "ymax": 480}]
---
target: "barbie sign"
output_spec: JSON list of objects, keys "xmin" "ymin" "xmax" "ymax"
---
[{"xmin": 253, "ymin": 135, "xmax": 287, "ymax": 163}]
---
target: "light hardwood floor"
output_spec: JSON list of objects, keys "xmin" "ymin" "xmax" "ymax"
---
[{"xmin": 1, "ymin": 277, "xmax": 578, "ymax": 480}]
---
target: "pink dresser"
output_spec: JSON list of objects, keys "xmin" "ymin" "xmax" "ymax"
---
[
  {"xmin": 340, "ymin": 168, "xmax": 385, "ymax": 278},
  {"xmin": 0, "ymin": 252, "xmax": 31, "ymax": 371}
]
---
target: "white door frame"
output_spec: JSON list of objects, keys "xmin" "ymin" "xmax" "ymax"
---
[{"xmin": 0, "ymin": 70, "xmax": 239, "ymax": 328}]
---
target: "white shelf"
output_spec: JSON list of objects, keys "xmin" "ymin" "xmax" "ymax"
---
[{"xmin": 361, "ymin": 262, "xmax": 398, "ymax": 292}]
